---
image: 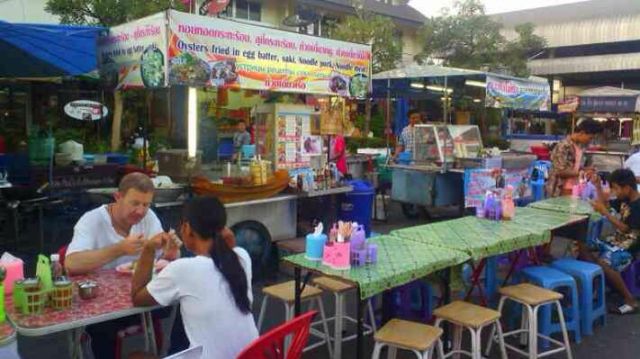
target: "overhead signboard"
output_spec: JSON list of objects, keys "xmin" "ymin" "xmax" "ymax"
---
[
  {"xmin": 485, "ymin": 75, "xmax": 551, "ymax": 111},
  {"xmin": 166, "ymin": 10, "xmax": 372, "ymax": 97},
  {"xmin": 97, "ymin": 13, "xmax": 168, "ymax": 90}
]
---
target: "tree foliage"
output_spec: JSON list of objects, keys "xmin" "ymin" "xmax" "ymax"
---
[
  {"xmin": 330, "ymin": 12, "xmax": 402, "ymax": 73},
  {"xmin": 45, "ymin": 0, "xmax": 187, "ymax": 26},
  {"xmin": 415, "ymin": 0, "xmax": 546, "ymax": 77}
]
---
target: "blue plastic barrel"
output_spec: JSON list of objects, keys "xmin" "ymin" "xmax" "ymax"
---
[{"xmin": 339, "ymin": 180, "xmax": 375, "ymax": 236}]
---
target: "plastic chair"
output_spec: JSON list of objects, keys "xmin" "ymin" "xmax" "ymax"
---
[
  {"xmin": 385, "ymin": 280, "xmax": 435, "ymax": 323},
  {"xmin": 217, "ymin": 138, "xmax": 234, "ymax": 161},
  {"xmin": 551, "ymin": 258, "xmax": 606, "ymax": 336},
  {"xmin": 237, "ymin": 311, "xmax": 317, "ymax": 359},
  {"xmin": 241, "ymin": 144, "xmax": 256, "ymax": 159},
  {"xmin": 520, "ymin": 266, "xmax": 581, "ymax": 349}
]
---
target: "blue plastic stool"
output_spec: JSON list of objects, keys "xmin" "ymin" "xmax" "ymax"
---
[
  {"xmin": 520, "ymin": 266, "xmax": 581, "ymax": 349},
  {"xmin": 551, "ymin": 258, "xmax": 606, "ymax": 336},
  {"xmin": 387, "ymin": 280, "xmax": 435, "ymax": 323}
]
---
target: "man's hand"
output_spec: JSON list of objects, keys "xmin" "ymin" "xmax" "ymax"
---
[
  {"xmin": 590, "ymin": 200, "xmax": 608, "ymax": 215},
  {"xmin": 119, "ymin": 234, "xmax": 145, "ymax": 256}
]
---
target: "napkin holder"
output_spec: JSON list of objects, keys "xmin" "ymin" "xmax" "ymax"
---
[
  {"xmin": 322, "ymin": 242, "xmax": 351, "ymax": 270},
  {"xmin": 305, "ymin": 233, "xmax": 327, "ymax": 261}
]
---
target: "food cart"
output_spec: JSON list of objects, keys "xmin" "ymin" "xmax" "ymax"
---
[
  {"xmin": 372, "ymin": 65, "xmax": 544, "ymax": 217},
  {"xmin": 97, "ymin": 10, "xmax": 371, "ymax": 272}
]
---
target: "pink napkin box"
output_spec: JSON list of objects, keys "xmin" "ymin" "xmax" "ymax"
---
[
  {"xmin": 1, "ymin": 258, "xmax": 24, "ymax": 294},
  {"xmin": 322, "ymin": 242, "xmax": 351, "ymax": 270}
]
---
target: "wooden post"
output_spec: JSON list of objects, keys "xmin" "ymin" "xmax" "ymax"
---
[{"xmin": 111, "ymin": 90, "xmax": 123, "ymax": 151}]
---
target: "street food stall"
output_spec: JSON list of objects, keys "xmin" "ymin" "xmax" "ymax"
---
[
  {"xmin": 558, "ymin": 87, "xmax": 640, "ymax": 173},
  {"xmin": 372, "ymin": 65, "xmax": 543, "ymax": 217},
  {"xmin": 97, "ymin": 10, "xmax": 372, "ymax": 269}
]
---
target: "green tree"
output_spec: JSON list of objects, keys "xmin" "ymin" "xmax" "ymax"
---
[
  {"xmin": 415, "ymin": 0, "xmax": 546, "ymax": 77},
  {"xmin": 329, "ymin": 13, "xmax": 402, "ymax": 74},
  {"xmin": 45, "ymin": 0, "xmax": 186, "ymax": 26}
]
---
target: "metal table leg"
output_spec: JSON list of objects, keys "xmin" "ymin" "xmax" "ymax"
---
[
  {"xmin": 442, "ymin": 268, "xmax": 452, "ymax": 351},
  {"xmin": 294, "ymin": 267, "xmax": 302, "ymax": 316},
  {"xmin": 356, "ymin": 286, "xmax": 364, "ymax": 359},
  {"xmin": 69, "ymin": 327, "xmax": 84, "ymax": 359}
]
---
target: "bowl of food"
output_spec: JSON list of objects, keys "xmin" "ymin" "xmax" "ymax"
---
[
  {"xmin": 349, "ymin": 74, "xmax": 369, "ymax": 98},
  {"xmin": 169, "ymin": 52, "xmax": 210, "ymax": 86},
  {"xmin": 140, "ymin": 46, "xmax": 165, "ymax": 88}
]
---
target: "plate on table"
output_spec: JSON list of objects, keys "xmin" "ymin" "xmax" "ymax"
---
[{"xmin": 116, "ymin": 259, "xmax": 169, "ymax": 275}]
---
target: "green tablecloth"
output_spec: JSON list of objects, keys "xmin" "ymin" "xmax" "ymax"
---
[
  {"xmin": 282, "ymin": 235, "xmax": 470, "ymax": 300},
  {"xmin": 512, "ymin": 207, "xmax": 588, "ymax": 230},
  {"xmin": 528, "ymin": 196, "xmax": 601, "ymax": 221},
  {"xmin": 391, "ymin": 215, "xmax": 555, "ymax": 260}
]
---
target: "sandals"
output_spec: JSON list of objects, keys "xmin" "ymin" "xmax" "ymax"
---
[{"xmin": 610, "ymin": 303, "xmax": 638, "ymax": 315}]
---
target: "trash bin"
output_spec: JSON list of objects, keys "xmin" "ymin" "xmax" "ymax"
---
[{"xmin": 339, "ymin": 180, "xmax": 375, "ymax": 237}]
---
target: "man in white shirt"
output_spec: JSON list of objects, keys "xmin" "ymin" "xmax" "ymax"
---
[
  {"xmin": 65, "ymin": 172, "xmax": 179, "ymax": 275},
  {"xmin": 65, "ymin": 172, "xmax": 180, "ymax": 359},
  {"xmin": 624, "ymin": 148, "xmax": 640, "ymax": 189}
]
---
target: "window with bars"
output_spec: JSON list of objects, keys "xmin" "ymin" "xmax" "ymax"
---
[{"xmin": 219, "ymin": 0, "xmax": 261, "ymax": 22}]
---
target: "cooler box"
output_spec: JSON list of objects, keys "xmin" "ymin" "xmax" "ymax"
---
[{"xmin": 339, "ymin": 180, "xmax": 375, "ymax": 236}]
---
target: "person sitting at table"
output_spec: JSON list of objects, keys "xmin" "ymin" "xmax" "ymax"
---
[
  {"xmin": 580, "ymin": 169, "xmax": 640, "ymax": 315},
  {"xmin": 131, "ymin": 196, "xmax": 258, "ymax": 359},
  {"xmin": 64, "ymin": 172, "xmax": 180, "ymax": 275}
]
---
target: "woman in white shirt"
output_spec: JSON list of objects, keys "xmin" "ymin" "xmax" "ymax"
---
[{"xmin": 131, "ymin": 197, "xmax": 258, "ymax": 359}]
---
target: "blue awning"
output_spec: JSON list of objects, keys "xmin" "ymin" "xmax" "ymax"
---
[{"xmin": 0, "ymin": 21, "xmax": 104, "ymax": 78}]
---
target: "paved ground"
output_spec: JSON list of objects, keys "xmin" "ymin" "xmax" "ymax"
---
[{"xmin": 4, "ymin": 203, "xmax": 640, "ymax": 358}]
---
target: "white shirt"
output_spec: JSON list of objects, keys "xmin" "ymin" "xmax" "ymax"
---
[
  {"xmin": 624, "ymin": 152, "xmax": 640, "ymax": 191},
  {"xmin": 66, "ymin": 205, "xmax": 164, "ymax": 269},
  {"xmin": 147, "ymin": 249, "xmax": 258, "ymax": 359}
]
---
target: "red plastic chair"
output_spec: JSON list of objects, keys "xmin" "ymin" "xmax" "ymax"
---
[{"xmin": 237, "ymin": 311, "xmax": 317, "ymax": 359}]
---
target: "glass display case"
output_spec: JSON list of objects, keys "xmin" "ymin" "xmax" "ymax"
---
[
  {"xmin": 448, "ymin": 125, "xmax": 483, "ymax": 158},
  {"xmin": 410, "ymin": 124, "xmax": 482, "ymax": 164}
]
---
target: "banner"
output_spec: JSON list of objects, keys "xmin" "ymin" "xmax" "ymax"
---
[
  {"xmin": 167, "ymin": 10, "xmax": 372, "ymax": 97},
  {"xmin": 579, "ymin": 96, "xmax": 639, "ymax": 113},
  {"xmin": 485, "ymin": 75, "xmax": 550, "ymax": 111},
  {"xmin": 97, "ymin": 13, "xmax": 168, "ymax": 90}
]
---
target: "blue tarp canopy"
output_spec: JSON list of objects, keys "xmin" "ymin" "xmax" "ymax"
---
[{"xmin": 0, "ymin": 21, "xmax": 103, "ymax": 78}]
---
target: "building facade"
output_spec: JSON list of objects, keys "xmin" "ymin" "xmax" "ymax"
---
[{"xmin": 493, "ymin": 0, "xmax": 640, "ymax": 104}]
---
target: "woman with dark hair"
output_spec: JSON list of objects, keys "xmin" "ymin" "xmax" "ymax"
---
[
  {"xmin": 546, "ymin": 117, "xmax": 602, "ymax": 197},
  {"xmin": 131, "ymin": 196, "xmax": 258, "ymax": 358}
]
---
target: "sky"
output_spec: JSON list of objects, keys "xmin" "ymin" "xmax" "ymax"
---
[{"xmin": 408, "ymin": 0, "xmax": 589, "ymax": 16}]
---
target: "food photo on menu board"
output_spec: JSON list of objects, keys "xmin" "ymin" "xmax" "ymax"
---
[{"xmin": 302, "ymin": 136, "xmax": 322, "ymax": 156}]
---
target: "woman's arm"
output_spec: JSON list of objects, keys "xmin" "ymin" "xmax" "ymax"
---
[{"xmin": 131, "ymin": 242, "xmax": 159, "ymax": 306}]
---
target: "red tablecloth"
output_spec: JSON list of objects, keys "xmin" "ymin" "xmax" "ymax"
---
[
  {"xmin": 6, "ymin": 270, "xmax": 138, "ymax": 331},
  {"xmin": 0, "ymin": 321, "xmax": 15, "ymax": 343}
]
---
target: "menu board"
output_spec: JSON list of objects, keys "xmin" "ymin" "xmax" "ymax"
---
[{"xmin": 276, "ymin": 114, "xmax": 311, "ymax": 169}]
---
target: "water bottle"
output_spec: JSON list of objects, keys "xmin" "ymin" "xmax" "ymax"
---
[{"xmin": 50, "ymin": 254, "xmax": 64, "ymax": 280}]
